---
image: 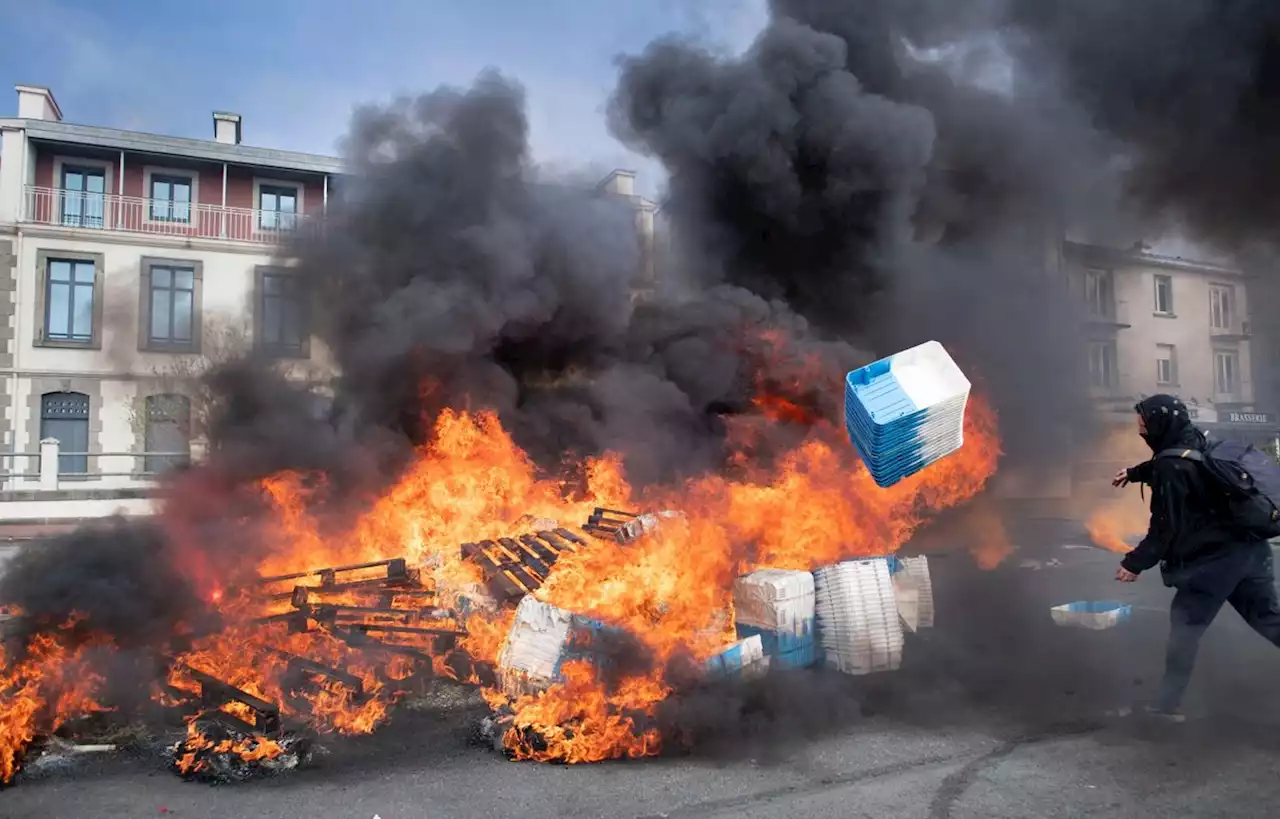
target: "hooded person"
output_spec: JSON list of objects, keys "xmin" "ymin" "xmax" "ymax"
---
[{"xmin": 1112, "ymin": 394, "xmax": 1280, "ymax": 720}]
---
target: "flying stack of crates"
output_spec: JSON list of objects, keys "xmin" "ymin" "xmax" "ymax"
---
[{"xmin": 844, "ymin": 340, "xmax": 971, "ymax": 488}]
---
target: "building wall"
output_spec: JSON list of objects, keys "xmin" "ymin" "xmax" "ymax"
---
[
  {"xmin": 1069, "ymin": 245, "xmax": 1256, "ymax": 415},
  {"xmin": 1112, "ymin": 263, "xmax": 1253, "ymax": 405},
  {"xmin": 5, "ymin": 233, "xmax": 333, "ymax": 490}
]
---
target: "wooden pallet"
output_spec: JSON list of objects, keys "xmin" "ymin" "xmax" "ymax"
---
[{"xmin": 460, "ymin": 529, "xmax": 585, "ymax": 600}]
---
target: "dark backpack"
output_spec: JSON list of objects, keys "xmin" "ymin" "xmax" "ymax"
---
[{"xmin": 1156, "ymin": 440, "xmax": 1280, "ymax": 539}]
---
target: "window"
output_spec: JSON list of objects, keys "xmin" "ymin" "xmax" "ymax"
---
[
  {"xmin": 1156, "ymin": 344, "xmax": 1177, "ymax": 386},
  {"xmin": 40, "ymin": 392, "xmax": 90, "ymax": 476},
  {"xmin": 43, "ymin": 258, "xmax": 96, "ymax": 343},
  {"xmin": 142, "ymin": 259, "xmax": 200, "ymax": 351},
  {"xmin": 149, "ymin": 174, "xmax": 192, "ymax": 223},
  {"xmin": 255, "ymin": 267, "xmax": 310, "ymax": 356},
  {"xmin": 1210, "ymin": 284, "xmax": 1233, "ymax": 331},
  {"xmin": 1215, "ymin": 350, "xmax": 1239, "ymax": 396},
  {"xmin": 258, "ymin": 184, "xmax": 298, "ymax": 231},
  {"xmin": 59, "ymin": 165, "xmax": 106, "ymax": 228},
  {"xmin": 1088, "ymin": 341, "xmax": 1117, "ymax": 388},
  {"xmin": 1083, "ymin": 268, "xmax": 1113, "ymax": 317},
  {"xmin": 1153, "ymin": 274, "xmax": 1173, "ymax": 314},
  {"xmin": 143, "ymin": 394, "xmax": 191, "ymax": 474}
]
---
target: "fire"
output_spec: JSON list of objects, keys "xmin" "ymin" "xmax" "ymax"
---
[
  {"xmin": 1085, "ymin": 497, "xmax": 1148, "ymax": 554},
  {"xmin": 0, "ymin": 628, "xmax": 108, "ymax": 784},
  {"xmin": 0, "ymin": 355, "xmax": 1003, "ymax": 780}
]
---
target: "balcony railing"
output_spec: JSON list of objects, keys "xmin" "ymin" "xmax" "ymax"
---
[{"xmin": 21, "ymin": 185, "xmax": 311, "ymax": 245}]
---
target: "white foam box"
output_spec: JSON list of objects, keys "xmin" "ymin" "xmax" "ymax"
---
[
  {"xmin": 894, "ymin": 556, "xmax": 935, "ymax": 631},
  {"xmin": 732, "ymin": 568, "xmax": 816, "ymax": 633},
  {"xmin": 496, "ymin": 595, "xmax": 576, "ymax": 698},
  {"xmin": 813, "ymin": 559, "xmax": 904, "ymax": 675}
]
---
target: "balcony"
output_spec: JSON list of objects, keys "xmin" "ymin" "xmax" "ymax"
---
[
  {"xmin": 1210, "ymin": 319, "xmax": 1252, "ymax": 341},
  {"xmin": 1082, "ymin": 299, "xmax": 1132, "ymax": 333},
  {"xmin": 21, "ymin": 185, "xmax": 309, "ymax": 245}
]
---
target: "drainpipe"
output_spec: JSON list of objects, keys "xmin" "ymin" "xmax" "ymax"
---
[
  {"xmin": 118, "ymin": 149, "xmax": 124, "ymax": 229},
  {"xmin": 323, "ymin": 174, "xmax": 328, "ymax": 214}
]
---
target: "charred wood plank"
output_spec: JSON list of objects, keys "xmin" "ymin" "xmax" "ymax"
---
[{"xmin": 519, "ymin": 534, "xmax": 559, "ymax": 565}]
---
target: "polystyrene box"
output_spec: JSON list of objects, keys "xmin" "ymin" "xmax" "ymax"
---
[
  {"xmin": 1050, "ymin": 601, "xmax": 1132, "ymax": 631},
  {"xmin": 896, "ymin": 556, "xmax": 935, "ymax": 630},
  {"xmin": 733, "ymin": 569, "xmax": 816, "ymax": 633},
  {"xmin": 497, "ymin": 595, "xmax": 622, "ymax": 697}
]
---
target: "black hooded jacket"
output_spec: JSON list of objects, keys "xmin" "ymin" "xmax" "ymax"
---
[{"xmin": 1121, "ymin": 395, "xmax": 1236, "ymax": 574}]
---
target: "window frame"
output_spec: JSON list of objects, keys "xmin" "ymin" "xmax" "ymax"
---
[
  {"xmin": 1214, "ymin": 350, "xmax": 1240, "ymax": 396},
  {"xmin": 1209, "ymin": 283, "xmax": 1234, "ymax": 331},
  {"xmin": 34, "ymin": 249, "xmax": 105, "ymax": 349},
  {"xmin": 253, "ymin": 265, "xmax": 311, "ymax": 358},
  {"xmin": 1082, "ymin": 268, "xmax": 1113, "ymax": 318},
  {"xmin": 1153, "ymin": 273, "xmax": 1174, "ymax": 315},
  {"xmin": 54, "ymin": 158, "xmax": 110, "ymax": 229},
  {"xmin": 1088, "ymin": 340, "xmax": 1117, "ymax": 389},
  {"xmin": 1156, "ymin": 343, "xmax": 1177, "ymax": 386},
  {"xmin": 145, "ymin": 168, "xmax": 197, "ymax": 224},
  {"xmin": 253, "ymin": 178, "xmax": 304, "ymax": 232},
  {"xmin": 138, "ymin": 256, "xmax": 204, "ymax": 354}
]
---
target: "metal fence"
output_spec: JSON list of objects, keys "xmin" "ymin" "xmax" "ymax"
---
[
  {"xmin": 22, "ymin": 185, "xmax": 307, "ymax": 246},
  {"xmin": 1, "ymin": 439, "xmax": 195, "ymax": 490}
]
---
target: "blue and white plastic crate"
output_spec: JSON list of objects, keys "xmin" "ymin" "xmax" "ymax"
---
[
  {"xmin": 844, "ymin": 340, "xmax": 971, "ymax": 488},
  {"xmin": 812, "ymin": 557, "xmax": 905, "ymax": 675},
  {"xmin": 496, "ymin": 595, "xmax": 627, "ymax": 697},
  {"xmin": 733, "ymin": 569, "xmax": 817, "ymax": 670},
  {"xmin": 1050, "ymin": 601, "xmax": 1132, "ymax": 631},
  {"xmin": 705, "ymin": 633, "xmax": 769, "ymax": 680}
]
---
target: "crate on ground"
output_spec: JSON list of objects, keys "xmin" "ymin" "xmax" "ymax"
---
[
  {"xmin": 733, "ymin": 568, "xmax": 817, "ymax": 670},
  {"xmin": 813, "ymin": 558, "xmax": 904, "ymax": 675},
  {"xmin": 1050, "ymin": 601, "xmax": 1132, "ymax": 631},
  {"xmin": 893, "ymin": 556, "xmax": 935, "ymax": 631},
  {"xmin": 844, "ymin": 341, "xmax": 971, "ymax": 488},
  {"xmin": 496, "ymin": 595, "xmax": 625, "ymax": 697},
  {"xmin": 705, "ymin": 634, "xmax": 769, "ymax": 681}
]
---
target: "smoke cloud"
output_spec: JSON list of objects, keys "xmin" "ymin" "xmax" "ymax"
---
[{"xmin": 8, "ymin": 0, "xmax": 1280, "ymax": 755}]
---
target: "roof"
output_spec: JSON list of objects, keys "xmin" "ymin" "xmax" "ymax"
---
[
  {"xmin": 1063, "ymin": 240, "xmax": 1242, "ymax": 276},
  {"xmin": 0, "ymin": 116, "xmax": 343, "ymax": 175}
]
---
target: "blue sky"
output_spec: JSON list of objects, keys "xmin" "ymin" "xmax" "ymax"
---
[{"xmin": 0, "ymin": 0, "xmax": 767, "ymax": 196}]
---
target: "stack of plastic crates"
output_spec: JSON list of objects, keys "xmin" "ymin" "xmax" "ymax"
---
[
  {"xmin": 732, "ymin": 569, "xmax": 817, "ymax": 670},
  {"xmin": 812, "ymin": 557, "xmax": 904, "ymax": 675},
  {"xmin": 844, "ymin": 340, "xmax": 971, "ymax": 488}
]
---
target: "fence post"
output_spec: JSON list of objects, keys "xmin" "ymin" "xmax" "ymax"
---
[{"xmin": 39, "ymin": 437, "xmax": 60, "ymax": 490}]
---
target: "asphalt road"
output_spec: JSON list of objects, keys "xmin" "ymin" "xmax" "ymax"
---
[{"xmin": 6, "ymin": 521, "xmax": 1280, "ymax": 818}]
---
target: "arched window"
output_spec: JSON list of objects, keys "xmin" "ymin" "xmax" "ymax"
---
[
  {"xmin": 40, "ymin": 391, "xmax": 90, "ymax": 475},
  {"xmin": 144, "ymin": 393, "xmax": 191, "ymax": 474}
]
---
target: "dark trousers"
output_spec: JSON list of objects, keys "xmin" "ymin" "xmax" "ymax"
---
[{"xmin": 1158, "ymin": 540, "xmax": 1280, "ymax": 710}]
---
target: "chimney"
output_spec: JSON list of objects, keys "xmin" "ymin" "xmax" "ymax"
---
[
  {"xmin": 213, "ymin": 111, "xmax": 242, "ymax": 145},
  {"xmin": 15, "ymin": 85, "xmax": 62, "ymax": 122},
  {"xmin": 598, "ymin": 169, "xmax": 636, "ymax": 197}
]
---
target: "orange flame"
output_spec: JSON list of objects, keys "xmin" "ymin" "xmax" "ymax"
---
[
  {"xmin": 2, "ymin": 358, "xmax": 1003, "ymax": 773},
  {"xmin": 0, "ymin": 627, "xmax": 109, "ymax": 784}
]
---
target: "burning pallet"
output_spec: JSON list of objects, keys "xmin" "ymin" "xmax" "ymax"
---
[
  {"xmin": 460, "ymin": 529, "xmax": 585, "ymax": 601},
  {"xmin": 582, "ymin": 508, "xmax": 683, "ymax": 544}
]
